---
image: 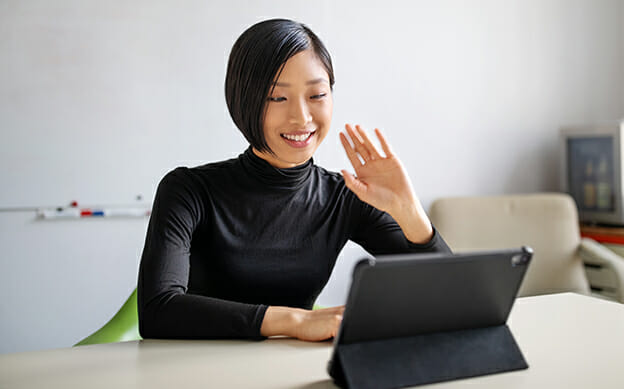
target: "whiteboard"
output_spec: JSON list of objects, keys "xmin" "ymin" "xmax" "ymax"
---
[
  {"xmin": 0, "ymin": 3, "xmax": 287, "ymax": 208},
  {"xmin": 2, "ymin": 0, "xmax": 619, "ymax": 209}
]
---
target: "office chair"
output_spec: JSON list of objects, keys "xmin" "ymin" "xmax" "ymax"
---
[
  {"xmin": 429, "ymin": 193, "xmax": 624, "ymax": 302},
  {"xmin": 74, "ymin": 288, "xmax": 141, "ymax": 346}
]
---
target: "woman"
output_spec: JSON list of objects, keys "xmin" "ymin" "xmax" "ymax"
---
[{"xmin": 137, "ymin": 18, "xmax": 450, "ymax": 342}]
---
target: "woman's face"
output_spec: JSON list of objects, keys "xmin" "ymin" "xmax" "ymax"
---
[{"xmin": 253, "ymin": 49, "xmax": 333, "ymax": 168}]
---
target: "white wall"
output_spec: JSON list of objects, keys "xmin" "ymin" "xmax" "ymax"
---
[{"xmin": 1, "ymin": 0, "xmax": 623, "ymax": 354}]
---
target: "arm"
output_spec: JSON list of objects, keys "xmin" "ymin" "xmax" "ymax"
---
[
  {"xmin": 139, "ymin": 169, "xmax": 344, "ymax": 342},
  {"xmin": 350, "ymin": 199, "xmax": 451, "ymax": 255},
  {"xmin": 578, "ymin": 238, "xmax": 624, "ymax": 303},
  {"xmin": 138, "ymin": 169, "xmax": 267, "ymax": 339},
  {"xmin": 340, "ymin": 124, "xmax": 450, "ymax": 253}
]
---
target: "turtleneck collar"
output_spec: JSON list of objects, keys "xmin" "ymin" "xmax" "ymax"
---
[{"xmin": 240, "ymin": 147, "xmax": 314, "ymax": 190}]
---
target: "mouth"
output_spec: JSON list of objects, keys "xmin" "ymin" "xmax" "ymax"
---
[{"xmin": 280, "ymin": 130, "xmax": 316, "ymax": 148}]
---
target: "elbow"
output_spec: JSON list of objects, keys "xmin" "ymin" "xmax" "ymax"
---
[
  {"xmin": 137, "ymin": 290, "xmax": 171, "ymax": 339},
  {"xmin": 138, "ymin": 312, "xmax": 155, "ymax": 339},
  {"xmin": 138, "ymin": 300, "xmax": 159, "ymax": 339},
  {"xmin": 137, "ymin": 289, "xmax": 185, "ymax": 339}
]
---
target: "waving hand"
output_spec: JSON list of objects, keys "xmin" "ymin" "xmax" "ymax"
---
[{"xmin": 340, "ymin": 124, "xmax": 433, "ymax": 244}]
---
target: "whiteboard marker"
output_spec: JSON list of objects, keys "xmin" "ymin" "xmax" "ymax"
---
[
  {"xmin": 38, "ymin": 208, "xmax": 81, "ymax": 219},
  {"xmin": 37, "ymin": 207, "xmax": 150, "ymax": 219},
  {"xmin": 101, "ymin": 208, "xmax": 150, "ymax": 217}
]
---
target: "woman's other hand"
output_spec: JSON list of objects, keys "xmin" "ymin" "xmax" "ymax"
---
[
  {"xmin": 340, "ymin": 124, "xmax": 433, "ymax": 244},
  {"xmin": 260, "ymin": 305, "xmax": 344, "ymax": 342}
]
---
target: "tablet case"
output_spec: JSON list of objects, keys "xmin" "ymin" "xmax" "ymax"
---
[{"xmin": 328, "ymin": 247, "xmax": 532, "ymax": 389}]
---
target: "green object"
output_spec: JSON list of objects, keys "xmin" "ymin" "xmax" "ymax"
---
[
  {"xmin": 74, "ymin": 288, "xmax": 142, "ymax": 346},
  {"xmin": 75, "ymin": 290, "xmax": 324, "ymax": 346}
]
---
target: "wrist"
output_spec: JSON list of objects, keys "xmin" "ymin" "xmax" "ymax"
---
[
  {"xmin": 391, "ymin": 199, "xmax": 433, "ymax": 244},
  {"xmin": 260, "ymin": 306, "xmax": 306, "ymax": 338}
]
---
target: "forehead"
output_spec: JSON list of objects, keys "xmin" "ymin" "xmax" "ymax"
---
[{"xmin": 274, "ymin": 49, "xmax": 329, "ymax": 84}]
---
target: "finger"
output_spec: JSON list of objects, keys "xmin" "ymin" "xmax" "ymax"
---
[
  {"xmin": 345, "ymin": 124, "xmax": 372, "ymax": 162},
  {"xmin": 341, "ymin": 169, "xmax": 369, "ymax": 201},
  {"xmin": 340, "ymin": 132, "xmax": 363, "ymax": 168},
  {"xmin": 355, "ymin": 125, "xmax": 382, "ymax": 160},
  {"xmin": 322, "ymin": 305, "xmax": 346, "ymax": 313},
  {"xmin": 375, "ymin": 128, "xmax": 394, "ymax": 158}
]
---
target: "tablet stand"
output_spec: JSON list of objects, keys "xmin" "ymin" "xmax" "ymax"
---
[{"xmin": 332, "ymin": 324, "xmax": 527, "ymax": 389}]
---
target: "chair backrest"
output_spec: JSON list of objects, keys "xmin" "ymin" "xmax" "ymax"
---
[
  {"xmin": 429, "ymin": 193, "xmax": 590, "ymax": 297},
  {"xmin": 74, "ymin": 288, "xmax": 141, "ymax": 346}
]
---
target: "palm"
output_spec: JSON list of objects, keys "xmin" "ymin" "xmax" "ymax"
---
[{"xmin": 340, "ymin": 124, "xmax": 416, "ymax": 215}]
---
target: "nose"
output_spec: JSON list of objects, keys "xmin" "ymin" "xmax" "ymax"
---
[{"xmin": 288, "ymin": 97, "xmax": 313, "ymax": 127}]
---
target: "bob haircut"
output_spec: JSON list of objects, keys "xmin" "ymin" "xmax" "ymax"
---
[{"xmin": 225, "ymin": 19, "xmax": 335, "ymax": 154}]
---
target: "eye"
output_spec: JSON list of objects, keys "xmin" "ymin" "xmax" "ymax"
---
[
  {"xmin": 311, "ymin": 93, "xmax": 327, "ymax": 100},
  {"xmin": 268, "ymin": 97, "xmax": 286, "ymax": 102}
]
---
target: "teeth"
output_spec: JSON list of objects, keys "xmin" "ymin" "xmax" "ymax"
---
[{"xmin": 282, "ymin": 132, "xmax": 313, "ymax": 142}]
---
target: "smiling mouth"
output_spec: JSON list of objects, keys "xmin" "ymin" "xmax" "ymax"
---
[{"xmin": 280, "ymin": 131, "xmax": 315, "ymax": 142}]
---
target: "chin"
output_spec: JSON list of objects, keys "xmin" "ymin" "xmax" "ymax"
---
[
  {"xmin": 287, "ymin": 153, "xmax": 314, "ymax": 165},
  {"xmin": 279, "ymin": 150, "xmax": 315, "ymax": 166}
]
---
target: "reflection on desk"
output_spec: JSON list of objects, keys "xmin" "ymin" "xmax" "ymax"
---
[{"xmin": 1, "ymin": 293, "xmax": 623, "ymax": 389}]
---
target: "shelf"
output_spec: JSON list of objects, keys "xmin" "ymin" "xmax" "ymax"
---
[{"xmin": 580, "ymin": 224, "xmax": 624, "ymax": 244}]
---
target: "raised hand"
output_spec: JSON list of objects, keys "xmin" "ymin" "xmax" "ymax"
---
[{"xmin": 340, "ymin": 124, "xmax": 433, "ymax": 244}]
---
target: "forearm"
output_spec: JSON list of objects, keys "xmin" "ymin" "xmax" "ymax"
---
[
  {"xmin": 139, "ymin": 291, "xmax": 268, "ymax": 340},
  {"xmin": 390, "ymin": 196, "xmax": 434, "ymax": 245}
]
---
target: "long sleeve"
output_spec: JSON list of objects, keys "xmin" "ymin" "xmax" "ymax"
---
[
  {"xmin": 137, "ymin": 169, "xmax": 268, "ymax": 340},
  {"xmin": 349, "ymin": 199, "xmax": 451, "ymax": 256},
  {"xmin": 137, "ymin": 150, "xmax": 451, "ymax": 341}
]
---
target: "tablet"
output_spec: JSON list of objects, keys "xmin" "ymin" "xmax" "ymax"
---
[{"xmin": 327, "ymin": 246, "xmax": 533, "ymax": 382}]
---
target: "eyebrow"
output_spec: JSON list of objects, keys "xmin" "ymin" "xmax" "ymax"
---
[{"xmin": 273, "ymin": 78, "xmax": 329, "ymax": 87}]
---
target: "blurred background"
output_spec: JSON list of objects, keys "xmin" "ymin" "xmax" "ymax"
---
[{"xmin": 1, "ymin": 0, "xmax": 622, "ymax": 353}]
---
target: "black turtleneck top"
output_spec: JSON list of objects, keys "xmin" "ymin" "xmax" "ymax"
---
[{"xmin": 137, "ymin": 148, "xmax": 451, "ymax": 340}]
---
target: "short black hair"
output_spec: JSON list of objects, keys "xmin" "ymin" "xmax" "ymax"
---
[{"xmin": 225, "ymin": 19, "xmax": 335, "ymax": 153}]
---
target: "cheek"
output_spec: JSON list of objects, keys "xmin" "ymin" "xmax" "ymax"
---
[
  {"xmin": 315, "ymin": 101, "xmax": 333, "ymax": 129},
  {"xmin": 263, "ymin": 106, "xmax": 283, "ymax": 137}
]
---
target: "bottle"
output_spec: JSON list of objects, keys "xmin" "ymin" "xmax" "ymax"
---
[
  {"xmin": 596, "ymin": 155, "xmax": 612, "ymax": 210},
  {"xmin": 583, "ymin": 159, "xmax": 596, "ymax": 209}
]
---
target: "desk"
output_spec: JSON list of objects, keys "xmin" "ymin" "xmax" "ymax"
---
[{"xmin": 1, "ymin": 293, "xmax": 623, "ymax": 388}]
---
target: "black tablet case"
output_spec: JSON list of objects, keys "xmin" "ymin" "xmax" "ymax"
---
[{"xmin": 328, "ymin": 247, "xmax": 532, "ymax": 389}]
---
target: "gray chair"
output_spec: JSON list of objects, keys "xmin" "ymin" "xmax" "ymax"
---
[{"xmin": 429, "ymin": 193, "xmax": 624, "ymax": 302}]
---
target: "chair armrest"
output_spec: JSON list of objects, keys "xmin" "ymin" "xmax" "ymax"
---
[{"xmin": 578, "ymin": 238, "xmax": 624, "ymax": 303}]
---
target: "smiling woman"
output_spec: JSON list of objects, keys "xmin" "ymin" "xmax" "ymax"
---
[
  {"xmin": 257, "ymin": 50, "xmax": 333, "ymax": 168},
  {"xmin": 225, "ymin": 20, "xmax": 334, "ymax": 168},
  {"xmin": 137, "ymin": 18, "xmax": 451, "ymax": 342}
]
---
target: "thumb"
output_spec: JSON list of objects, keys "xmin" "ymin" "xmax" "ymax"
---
[{"xmin": 341, "ymin": 170, "xmax": 368, "ymax": 200}]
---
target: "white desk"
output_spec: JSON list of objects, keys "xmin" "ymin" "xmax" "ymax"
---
[{"xmin": 1, "ymin": 293, "xmax": 623, "ymax": 388}]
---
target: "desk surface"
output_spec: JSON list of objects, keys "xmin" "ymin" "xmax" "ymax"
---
[{"xmin": 1, "ymin": 293, "xmax": 623, "ymax": 389}]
